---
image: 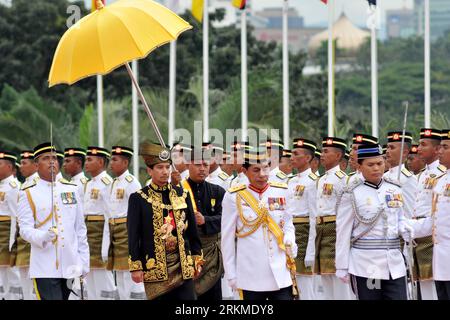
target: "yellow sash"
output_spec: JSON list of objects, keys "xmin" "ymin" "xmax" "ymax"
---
[{"xmin": 181, "ymin": 180, "xmax": 198, "ymax": 212}]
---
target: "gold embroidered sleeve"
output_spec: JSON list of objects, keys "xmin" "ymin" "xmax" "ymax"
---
[{"xmin": 128, "ymin": 255, "xmax": 143, "ymax": 271}]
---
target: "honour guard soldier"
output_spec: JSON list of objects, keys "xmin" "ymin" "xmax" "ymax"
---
[
  {"xmin": 348, "ymin": 133, "xmax": 379, "ymax": 179},
  {"xmin": 221, "ymin": 148, "xmax": 297, "ymax": 300},
  {"xmin": 170, "ymin": 142, "xmax": 192, "ymax": 186},
  {"xmin": 108, "ymin": 146, "xmax": 146, "ymax": 300},
  {"xmin": 83, "ymin": 146, "xmax": 117, "ymax": 300},
  {"xmin": 127, "ymin": 142, "xmax": 204, "ymax": 300},
  {"xmin": 55, "ymin": 151, "xmax": 64, "ymax": 181},
  {"xmin": 260, "ymin": 139, "xmax": 288, "ymax": 183},
  {"xmin": 409, "ymin": 129, "xmax": 450, "ymax": 299},
  {"xmin": 17, "ymin": 143, "xmax": 89, "ymax": 300},
  {"xmin": 182, "ymin": 146, "xmax": 225, "ymax": 300},
  {"xmin": 413, "ymin": 128, "xmax": 446, "ymax": 300},
  {"xmin": 311, "ymin": 150, "xmax": 321, "ymax": 176},
  {"xmin": 384, "ymin": 131, "xmax": 418, "ymax": 219},
  {"xmin": 0, "ymin": 150, "xmax": 20, "ymax": 300},
  {"xmin": 340, "ymin": 150, "xmax": 350, "ymax": 172},
  {"xmin": 220, "ymin": 151, "xmax": 234, "ymax": 177},
  {"xmin": 204, "ymin": 142, "xmax": 230, "ymax": 191},
  {"xmin": 382, "ymin": 145, "xmax": 391, "ymax": 172},
  {"xmin": 288, "ymin": 138, "xmax": 318, "ymax": 300},
  {"xmin": 63, "ymin": 148, "xmax": 88, "ymax": 202},
  {"xmin": 307, "ymin": 137, "xmax": 354, "ymax": 300},
  {"xmin": 15, "ymin": 150, "xmax": 39, "ymax": 300},
  {"xmin": 336, "ymin": 144, "xmax": 411, "ymax": 300},
  {"xmin": 229, "ymin": 140, "xmax": 252, "ymax": 188},
  {"xmin": 407, "ymin": 145, "xmax": 426, "ymax": 176},
  {"xmin": 280, "ymin": 150, "xmax": 293, "ymax": 176}
]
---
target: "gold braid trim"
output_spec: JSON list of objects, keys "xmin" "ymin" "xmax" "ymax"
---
[
  {"xmin": 128, "ymin": 255, "xmax": 143, "ymax": 271},
  {"xmin": 193, "ymin": 250, "xmax": 205, "ymax": 272}
]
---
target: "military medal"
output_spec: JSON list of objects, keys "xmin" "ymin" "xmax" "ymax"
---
[
  {"xmin": 295, "ymin": 185, "xmax": 305, "ymax": 198},
  {"xmin": 91, "ymin": 188, "xmax": 99, "ymax": 200},
  {"xmin": 0, "ymin": 192, "xmax": 5, "ymax": 202},
  {"xmin": 322, "ymin": 183, "xmax": 333, "ymax": 196},
  {"xmin": 424, "ymin": 177, "xmax": 437, "ymax": 190},
  {"xmin": 116, "ymin": 188, "xmax": 125, "ymax": 200}
]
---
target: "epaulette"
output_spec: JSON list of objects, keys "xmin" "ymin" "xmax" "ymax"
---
[
  {"xmin": 438, "ymin": 165, "xmax": 447, "ymax": 173},
  {"xmin": 343, "ymin": 177, "xmax": 363, "ymax": 193},
  {"xmin": 335, "ymin": 170, "xmax": 347, "ymax": 179},
  {"xmin": 59, "ymin": 178, "xmax": 77, "ymax": 186},
  {"xmin": 228, "ymin": 184, "xmax": 246, "ymax": 193},
  {"xmin": 125, "ymin": 175, "xmax": 134, "ymax": 183},
  {"xmin": 276, "ymin": 171, "xmax": 287, "ymax": 180},
  {"xmin": 21, "ymin": 181, "xmax": 36, "ymax": 191},
  {"xmin": 218, "ymin": 172, "xmax": 229, "ymax": 181},
  {"xmin": 269, "ymin": 181, "xmax": 288, "ymax": 189},
  {"xmin": 9, "ymin": 181, "xmax": 17, "ymax": 189},
  {"xmin": 101, "ymin": 176, "xmax": 112, "ymax": 185},
  {"xmin": 80, "ymin": 177, "xmax": 88, "ymax": 185},
  {"xmin": 383, "ymin": 177, "xmax": 401, "ymax": 188},
  {"xmin": 308, "ymin": 172, "xmax": 318, "ymax": 181},
  {"xmin": 401, "ymin": 168, "xmax": 413, "ymax": 178}
]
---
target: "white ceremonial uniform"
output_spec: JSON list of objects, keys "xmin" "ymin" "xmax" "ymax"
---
[
  {"xmin": 206, "ymin": 167, "xmax": 230, "ymax": 191},
  {"xmin": 23, "ymin": 172, "xmax": 39, "ymax": 188},
  {"xmin": 312, "ymin": 165, "xmax": 354, "ymax": 300},
  {"xmin": 17, "ymin": 178, "xmax": 89, "ymax": 280},
  {"xmin": 84, "ymin": 170, "xmax": 117, "ymax": 300},
  {"xmin": 180, "ymin": 169, "xmax": 189, "ymax": 181},
  {"xmin": 230, "ymin": 172, "xmax": 249, "ymax": 188},
  {"xmin": 108, "ymin": 170, "xmax": 145, "ymax": 300},
  {"xmin": 412, "ymin": 159, "xmax": 446, "ymax": 300},
  {"xmin": 0, "ymin": 175, "xmax": 20, "ymax": 299},
  {"xmin": 221, "ymin": 183, "xmax": 297, "ymax": 292},
  {"xmin": 269, "ymin": 167, "xmax": 288, "ymax": 183},
  {"xmin": 287, "ymin": 168, "xmax": 318, "ymax": 300},
  {"xmin": 336, "ymin": 178, "xmax": 408, "ymax": 283},
  {"xmin": 69, "ymin": 172, "xmax": 88, "ymax": 203},
  {"xmin": 410, "ymin": 170, "xmax": 450, "ymax": 281},
  {"xmin": 383, "ymin": 165, "xmax": 418, "ymax": 218}
]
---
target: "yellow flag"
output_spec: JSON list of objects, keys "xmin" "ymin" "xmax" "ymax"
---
[
  {"xmin": 191, "ymin": 0, "xmax": 204, "ymax": 22},
  {"xmin": 232, "ymin": 0, "xmax": 246, "ymax": 10}
]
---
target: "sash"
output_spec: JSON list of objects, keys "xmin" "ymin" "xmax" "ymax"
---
[{"xmin": 181, "ymin": 180, "xmax": 198, "ymax": 212}]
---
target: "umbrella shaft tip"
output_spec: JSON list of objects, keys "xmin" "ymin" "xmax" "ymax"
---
[{"xmin": 96, "ymin": 0, "xmax": 104, "ymax": 10}]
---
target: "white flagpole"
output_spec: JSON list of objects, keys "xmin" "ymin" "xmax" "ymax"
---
[
  {"xmin": 131, "ymin": 60, "xmax": 139, "ymax": 176},
  {"xmin": 97, "ymin": 75, "xmax": 104, "ymax": 147},
  {"xmin": 327, "ymin": 0, "xmax": 334, "ymax": 136},
  {"xmin": 241, "ymin": 7, "xmax": 248, "ymax": 142},
  {"xmin": 424, "ymin": 0, "xmax": 431, "ymax": 127},
  {"xmin": 203, "ymin": 0, "xmax": 209, "ymax": 142},
  {"xmin": 282, "ymin": 0, "xmax": 289, "ymax": 147},
  {"xmin": 168, "ymin": 41, "xmax": 177, "ymax": 146},
  {"xmin": 370, "ymin": 5, "xmax": 378, "ymax": 138}
]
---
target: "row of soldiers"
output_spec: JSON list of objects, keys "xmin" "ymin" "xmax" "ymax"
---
[{"xmin": 0, "ymin": 127, "xmax": 449, "ymax": 300}]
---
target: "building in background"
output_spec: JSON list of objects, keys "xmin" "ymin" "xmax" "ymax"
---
[
  {"xmin": 386, "ymin": 7, "xmax": 415, "ymax": 39},
  {"xmin": 415, "ymin": 0, "xmax": 450, "ymax": 41}
]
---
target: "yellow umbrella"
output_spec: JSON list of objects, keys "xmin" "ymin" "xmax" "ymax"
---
[{"xmin": 48, "ymin": 0, "xmax": 192, "ymax": 153}]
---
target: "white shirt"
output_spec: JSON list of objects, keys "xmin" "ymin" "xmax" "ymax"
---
[
  {"xmin": 383, "ymin": 164, "xmax": 418, "ymax": 218},
  {"xmin": 69, "ymin": 171, "xmax": 88, "ymax": 202},
  {"xmin": 17, "ymin": 178, "xmax": 89, "ymax": 278},
  {"xmin": 287, "ymin": 168, "xmax": 318, "ymax": 263},
  {"xmin": 23, "ymin": 172, "xmax": 39, "ymax": 188},
  {"xmin": 269, "ymin": 166, "xmax": 288, "ymax": 183},
  {"xmin": 413, "ymin": 160, "xmax": 447, "ymax": 218},
  {"xmin": 180, "ymin": 169, "xmax": 189, "ymax": 181},
  {"xmin": 336, "ymin": 178, "xmax": 407, "ymax": 280},
  {"xmin": 206, "ymin": 167, "xmax": 230, "ymax": 191},
  {"xmin": 221, "ymin": 183, "xmax": 296, "ymax": 291},
  {"xmin": 230, "ymin": 172, "xmax": 249, "ymax": 188},
  {"xmin": 0, "ymin": 174, "xmax": 19, "ymax": 250},
  {"xmin": 109, "ymin": 170, "xmax": 141, "ymax": 219},
  {"xmin": 316, "ymin": 165, "xmax": 347, "ymax": 217},
  {"xmin": 411, "ymin": 170, "xmax": 450, "ymax": 280}
]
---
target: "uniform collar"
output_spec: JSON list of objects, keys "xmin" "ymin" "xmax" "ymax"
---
[
  {"xmin": 270, "ymin": 166, "xmax": 280, "ymax": 175},
  {"xmin": 91, "ymin": 170, "xmax": 108, "ymax": 181},
  {"xmin": 149, "ymin": 182, "xmax": 171, "ymax": 192},
  {"xmin": 297, "ymin": 167, "xmax": 312, "ymax": 178},
  {"xmin": 209, "ymin": 166, "xmax": 223, "ymax": 178},
  {"xmin": 426, "ymin": 159, "xmax": 440, "ymax": 171},
  {"xmin": 326, "ymin": 165, "xmax": 341, "ymax": 175},
  {"xmin": 389, "ymin": 163, "xmax": 405, "ymax": 174},
  {"xmin": 187, "ymin": 177, "xmax": 206, "ymax": 189},
  {"xmin": 72, "ymin": 171, "xmax": 86, "ymax": 181},
  {"xmin": 115, "ymin": 170, "xmax": 129, "ymax": 181},
  {"xmin": 249, "ymin": 183, "xmax": 269, "ymax": 194},
  {"xmin": 364, "ymin": 178, "xmax": 383, "ymax": 189},
  {"xmin": 0, "ymin": 174, "xmax": 14, "ymax": 184}
]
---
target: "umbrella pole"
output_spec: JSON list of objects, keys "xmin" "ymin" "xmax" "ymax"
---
[{"xmin": 125, "ymin": 62, "xmax": 167, "ymax": 148}]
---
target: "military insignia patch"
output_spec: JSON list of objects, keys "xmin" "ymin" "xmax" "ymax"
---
[
  {"xmin": 80, "ymin": 177, "xmax": 88, "ymax": 184},
  {"xmin": 276, "ymin": 171, "xmax": 287, "ymax": 180},
  {"xmin": 268, "ymin": 197, "xmax": 286, "ymax": 211},
  {"xmin": 218, "ymin": 172, "xmax": 229, "ymax": 181},
  {"xmin": 9, "ymin": 181, "xmax": 17, "ymax": 188},
  {"xmin": 335, "ymin": 170, "xmax": 346, "ymax": 179},
  {"xmin": 91, "ymin": 188, "xmax": 100, "ymax": 200},
  {"xmin": 101, "ymin": 176, "xmax": 111, "ymax": 185},
  {"xmin": 211, "ymin": 198, "xmax": 216, "ymax": 207},
  {"xmin": 125, "ymin": 175, "xmax": 134, "ymax": 183},
  {"xmin": 116, "ymin": 188, "xmax": 125, "ymax": 200},
  {"xmin": 61, "ymin": 192, "xmax": 77, "ymax": 205},
  {"xmin": 0, "ymin": 192, "xmax": 5, "ymax": 202},
  {"xmin": 424, "ymin": 177, "xmax": 437, "ymax": 190},
  {"xmin": 322, "ymin": 183, "xmax": 334, "ymax": 196},
  {"xmin": 294, "ymin": 185, "xmax": 305, "ymax": 198},
  {"xmin": 385, "ymin": 193, "xmax": 403, "ymax": 208}
]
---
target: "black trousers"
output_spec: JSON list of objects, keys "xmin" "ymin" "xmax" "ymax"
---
[
  {"xmin": 197, "ymin": 278, "xmax": 222, "ymax": 301},
  {"xmin": 352, "ymin": 275, "xmax": 407, "ymax": 300},
  {"xmin": 33, "ymin": 278, "xmax": 72, "ymax": 300},
  {"xmin": 156, "ymin": 279, "xmax": 197, "ymax": 300},
  {"xmin": 242, "ymin": 286, "xmax": 293, "ymax": 301},
  {"xmin": 435, "ymin": 281, "xmax": 450, "ymax": 300}
]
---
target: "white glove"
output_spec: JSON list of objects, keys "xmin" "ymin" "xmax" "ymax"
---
[
  {"xmin": 228, "ymin": 278, "xmax": 237, "ymax": 291},
  {"xmin": 336, "ymin": 269, "xmax": 350, "ymax": 284},
  {"xmin": 44, "ymin": 228, "xmax": 57, "ymax": 243},
  {"xmin": 285, "ymin": 241, "xmax": 295, "ymax": 258},
  {"xmin": 400, "ymin": 224, "xmax": 415, "ymax": 242},
  {"xmin": 304, "ymin": 256, "xmax": 314, "ymax": 268}
]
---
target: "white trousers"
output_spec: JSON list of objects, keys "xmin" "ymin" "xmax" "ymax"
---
[
  {"xmin": 18, "ymin": 267, "xmax": 35, "ymax": 300},
  {"xmin": 221, "ymin": 277, "xmax": 241, "ymax": 300},
  {"xmin": 419, "ymin": 280, "xmax": 438, "ymax": 300},
  {"xmin": 115, "ymin": 271, "xmax": 146, "ymax": 300},
  {"xmin": 296, "ymin": 275, "xmax": 316, "ymax": 300},
  {"xmin": 0, "ymin": 267, "xmax": 22, "ymax": 300},
  {"xmin": 320, "ymin": 274, "xmax": 355, "ymax": 300},
  {"xmin": 85, "ymin": 269, "xmax": 117, "ymax": 300}
]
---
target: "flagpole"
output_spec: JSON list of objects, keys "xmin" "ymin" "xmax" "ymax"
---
[
  {"xmin": 424, "ymin": 0, "xmax": 430, "ymax": 127},
  {"xmin": 241, "ymin": 7, "xmax": 248, "ymax": 142},
  {"xmin": 203, "ymin": 0, "xmax": 209, "ymax": 142},
  {"xmin": 370, "ymin": 4, "xmax": 378, "ymax": 138},
  {"xmin": 97, "ymin": 74, "xmax": 104, "ymax": 147},
  {"xmin": 282, "ymin": 0, "xmax": 290, "ymax": 147},
  {"xmin": 131, "ymin": 60, "xmax": 139, "ymax": 176},
  {"xmin": 327, "ymin": 0, "xmax": 334, "ymax": 136},
  {"xmin": 168, "ymin": 41, "xmax": 177, "ymax": 146}
]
